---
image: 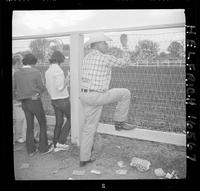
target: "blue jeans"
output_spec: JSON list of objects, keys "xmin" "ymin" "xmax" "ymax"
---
[
  {"xmin": 21, "ymin": 99, "xmax": 49, "ymax": 154},
  {"xmin": 51, "ymin": 98, "xmax": 71, "ymax": 147}
]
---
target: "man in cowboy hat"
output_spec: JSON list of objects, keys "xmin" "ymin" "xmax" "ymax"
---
[{"xmin": 79, "ymin": 32, "xmax": 135, "ymax": 167}]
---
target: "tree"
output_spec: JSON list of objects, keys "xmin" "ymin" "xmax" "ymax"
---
[
  {"xmin": 29, "ymin": 38, "xmax": 49, "ymax": 62},
  {"xmin": 167, "ymin": 41, "xmax": 184, "ymax": 59},
  {"xmin": 13, "ymin": 50, "xmax": 32, "ymax": 57},
  {"xmin": 135, "ymin": 40, "xmax": 159, "ymax": 64},
  {"xmin": 158, "ymin": 52, "xmax": 169, "ymax": 60},
  {"xmin": 130, "ymin": 51, "xmax": 137, "ymax": 63}
]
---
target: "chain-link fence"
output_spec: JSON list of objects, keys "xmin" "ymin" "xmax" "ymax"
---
[{"xmin": 12, "ymin": 25, "xmax": 185, "ymax": 133}]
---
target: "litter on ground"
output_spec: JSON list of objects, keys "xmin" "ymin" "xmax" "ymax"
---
[
  {"xmin": 116, "ymin": 169, "xmax": 128, "ymax": 175},
  {"xmin": 90, "ymin": 169, "xmax": 101, "ymax": 175},
  {"xmin": 117, "ymin": 161, "xmax": 126, "ymax": 168},
  {"xmin": 20, "ymin": 163, "xmax": 30, "ymax": 169},
  {"xmin": 72, "ymin": 170, "xmax": 85, "ymax": 176},
  {"xmin": 165, "ymin": 170, "xmax": 176, "ymax": 179},
  {"xmin": 154, "ymin": 168, "xmax": 166, "ymax": 177},
  {"xmin": 130, "ymin": 157, "xmax": 151, "ymax": 172}
]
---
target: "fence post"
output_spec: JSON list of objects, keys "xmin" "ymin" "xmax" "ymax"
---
[{"xmin": 70, "ymin": 33, "xmax": 84, "ymax": 146}]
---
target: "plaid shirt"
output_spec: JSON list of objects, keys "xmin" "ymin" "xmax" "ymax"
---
[{"xmin": 81, "ymin": 48, "xmax": 130, "ymax": 92}]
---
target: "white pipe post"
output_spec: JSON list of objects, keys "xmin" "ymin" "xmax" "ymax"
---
[{"xmin": 70, "ymin": 33, "xmax": 84, "ymax": 146}]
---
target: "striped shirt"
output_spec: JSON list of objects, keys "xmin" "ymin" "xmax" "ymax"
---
[{"xmin": 81, "ymin": 48, "xmax": 131, "ymax": 92}]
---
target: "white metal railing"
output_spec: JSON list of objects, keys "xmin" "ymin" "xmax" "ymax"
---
[{"xmin": 12, "ymin": 23, "xmax": 185, "ymax": 40}]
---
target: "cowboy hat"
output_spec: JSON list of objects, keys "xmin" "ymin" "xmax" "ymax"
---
[{"xmin": 85, "ymin": 32, "xmax": 112, "ymax": 46}]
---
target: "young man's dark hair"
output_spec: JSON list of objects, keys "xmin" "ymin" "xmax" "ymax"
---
[
  {"xmin": 22, "ymin": 53, "xmax": 37, "ymax": 65},
  {"xmin": 49, "ymin": 50, "xmax": 65, "ymax": 64}
]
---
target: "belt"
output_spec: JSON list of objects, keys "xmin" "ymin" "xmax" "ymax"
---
[
  {"xmin": 81, "ymin": 88, "xmax": 104, "ymax": 93},
  {"xmin": 22, "ymin": 95, "xmax": 41, "ymax": 101},
  {"xmin": 23, "ymin": 97, "xmax": 40, "ymax": 101}
]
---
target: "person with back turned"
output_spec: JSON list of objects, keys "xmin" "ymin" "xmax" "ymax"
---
[
  {"xmin": 13, "ymin": 53, "xmax": 54, "ymax": 156},
  {"xmin": 45, "ymin": 50, "xmax": 71, "ymax": 152}
]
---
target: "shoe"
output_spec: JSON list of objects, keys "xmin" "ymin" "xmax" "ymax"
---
[
  {"xmin": 41, "ymin": 145, "xmax": 54, "ymax": 155},
  {"xmin": 56, "ymin": 143, "xmax": 69, "ymax": 149},
  {"xmin": 17, "ymin": 138, "xmax": 25, "ymax": 143},
  {"xmin": 28, "ymin": 152, "xmax": 35, "ymax": 157},
  {"xmin": 115, "ymin": 122, "xmax": 136, "ymax": 131},
  {"xmin": 28, "ymin": 150, "xmax": 37, "ymax": 157},
  {"xmin": 80, "ymin": 159, "xmax": 96, "ymax": 167},
  {"xmin": 54, "ymin": 147, "xmax": 67, "ymax": 152}
]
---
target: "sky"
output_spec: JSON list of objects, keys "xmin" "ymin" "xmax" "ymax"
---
[{"xmin": 12, "ymin": 10, "xmax": 185, "ymax": 53}]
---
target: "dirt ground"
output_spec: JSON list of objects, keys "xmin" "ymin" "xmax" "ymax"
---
[{"xmin": 14, "ymin": 133, "xmax": 186, "ymax": 180}]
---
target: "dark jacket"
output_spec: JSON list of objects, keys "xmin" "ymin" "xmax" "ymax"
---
[{"xmin": 13, "ymin": 67, "xmax": 46, "ymax": 100}]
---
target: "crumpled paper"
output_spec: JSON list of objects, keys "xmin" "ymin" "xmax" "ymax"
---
[
  {"xmin": 117, "ymin": 161, "xmax": 126, "ymax": 168},
  {"xmin": 90, "ymin": 169, "xmax": 101, "ymax": 175},
  {"xmin": 130, "ymin": 157, "xmax": 151, "ymax": 172},
  {"xmin": 154, "ymin": 168, "xmax": 166, "ymax": 177},
  {"xmin": 20, "ymin": 163, "xmax": 30, "ymax": 169},
  {"xmin": 116, "ymin": 169, "xmax": 128, "ymax": 175},
  {"xmin": 72, "ymin": 170, "xmax": 85, "ymax": 176}
]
